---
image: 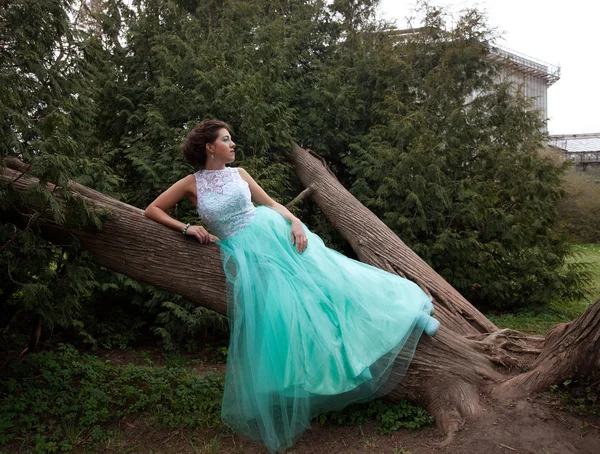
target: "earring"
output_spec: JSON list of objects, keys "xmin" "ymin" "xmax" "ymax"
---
[{"xmin": 211, "ymin": 153, "xmax": 215, "ymax": 159}]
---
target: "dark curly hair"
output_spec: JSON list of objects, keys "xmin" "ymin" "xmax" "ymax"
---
[{"xmin": 182, "ymin": 119, "xmax": 232, "ymax": 168}]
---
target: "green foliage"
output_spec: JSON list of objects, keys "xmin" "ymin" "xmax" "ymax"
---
[
  {"xmin": 92, "ymin": 0, "xmax": 302, "ymax": 209},
  {"xmin": 487, "ymin": 243, "xmax": 600, "ymax": 333},
  {"xmin": 568, "ymin": 244, "xmax": 600, "ymax": 301},
  {"xmin": 0, "ymin": 344, "xmax": 224, "ymax": 452},
  {"xmin": 0, "ymin": 344, "xmax": 432, "ymax": 452},
  {"xmin": 317, "ymin": 398, "xmax": 434, "ymax": 434},
  {"xmin": 2, "ymin": 0, "xmax": 591, "ymax": 354},
  {"xmin": 558, "ymin": 168, "xmax": 600, "ymax": 243},
  {"xmin": 339, "ymin": 6, "xmax": 588, "ymax": 309},
  {"xmin": 549, "ymin": 372, "xmax": 599, "ymax": 417},
  {"xmin": 151, "ymin": 294, "xmax": 230, "ymax": 353},
  {"xmin": 0, "ymin": 0, "xmax": 119, "ymax": 356},
  {"xmin": 74, "ymin": 271, "xmax": 230, "ymax": 352}
]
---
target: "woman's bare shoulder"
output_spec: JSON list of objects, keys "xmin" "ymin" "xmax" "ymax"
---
[
  {"xmin": 166, "ymin": 174, "xmax": 197, "ymax": 198},
  {"xmin": 236, "ymin": 167, "xmax": 251, "ymax": 181},
  {"xmin": 176, "ymin": 173, "xmax": 195, "ymax": 184}
]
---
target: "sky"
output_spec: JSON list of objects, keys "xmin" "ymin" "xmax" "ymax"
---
[{"xmin": 377, "ymin": 0, "xmax": 599, "ymax": 135}]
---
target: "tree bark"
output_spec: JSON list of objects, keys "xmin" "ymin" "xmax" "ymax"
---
[
  {"xmin": 287, "ymin": 145, "xmax": 496, "ymax": 337},
  {"xmin": 496, "ymin": 298, "xmax": 600, "ymax": 400},
  {"xmin": 283, "ymin": 145, "xmax": 600, "ymax": 438},
  {"xmin": 2, "ymin": 158, "xmax": 228, "ymax": 315},
  {"xmin": 3, "ymin": 149, "xmax": 600, "ymax": 443}
]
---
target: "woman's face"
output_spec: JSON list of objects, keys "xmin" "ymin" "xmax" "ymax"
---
[{"xmin": 208, "ymin": 128, "xmax": 236, "ymax": 164}]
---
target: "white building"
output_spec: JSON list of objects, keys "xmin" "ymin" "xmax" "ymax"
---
[
  {"xmin": 490, "ymin": 47, "xmax": 561, "ymax": 132},
  {"xmin": 387, "ymin": 28, "xmax": 561, "ymax": 131}
]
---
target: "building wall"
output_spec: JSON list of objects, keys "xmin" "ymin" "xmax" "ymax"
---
[{"xmin": 497, "ymin": 67, "xmax": 548, "ymax": 127}]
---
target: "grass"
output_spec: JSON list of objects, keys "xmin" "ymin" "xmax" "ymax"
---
[{"xmin": 487, "ymin": 243, "xmax": 600, "ymax": 334}]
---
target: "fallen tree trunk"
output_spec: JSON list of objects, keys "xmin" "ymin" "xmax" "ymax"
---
[
  {"xmin": 286, "ymin": 145, "xmax": 597, "ymax": 437},
  {"xmin": 3, "ymin": 149, "xmax": 599, "ymax": 444},
  {"xmin": 287, "ymin": 145, "xmax": 496, "ymax": 337},
  {"xmin": 2, "ymin": 158, "xmax": 228, "ymax": 315}
]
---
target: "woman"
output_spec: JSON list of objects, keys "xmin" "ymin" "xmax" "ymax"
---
[{"xmin": 145, "ymin": 119, "xmax": 439, "ymax": 453}]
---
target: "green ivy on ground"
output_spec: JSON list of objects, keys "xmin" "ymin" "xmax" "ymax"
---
[
  {"xmin": 549, "ymin": 372, "xmax": 599, "ymax": 417},
  {"xmin": 317, "ymin": 399, "xmax": 434, "ymax": 434},
  {"xmin": 0, "ymin": 345, "xmax": 434, "ymax": 453},
  {"xmin": 0, "ymin": 345, "xmax": 224, "ymax": 452}
]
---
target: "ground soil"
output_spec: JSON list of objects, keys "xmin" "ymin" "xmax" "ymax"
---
[
  {"xmin": 80, "ymin": 393, "xmax": 600, "ymax": 454},
  {"xmin": 75, "ymin": 349, "xmax": 600, "ymax": 454}
]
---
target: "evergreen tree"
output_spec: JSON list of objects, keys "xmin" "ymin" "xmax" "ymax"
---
[
  {"xmin": 340, "ymin": 7, "xmax": 586, "ymax": 308},
  {"xmin": 2, "ymin": 0, "xmax": 587, "ymax": 356},
  {"xmin": 0, "ymin": 0, "xmax": 115, "ymax": 353}
]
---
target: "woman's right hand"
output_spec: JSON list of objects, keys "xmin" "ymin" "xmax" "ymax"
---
[{"xmin": 186, "ymin": 225, "xmax": 216, "ymax": 244}]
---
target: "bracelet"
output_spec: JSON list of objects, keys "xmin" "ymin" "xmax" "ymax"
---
[{"xmin": 182, "ymin": 223, "xmax": 190, "ymax": 235}]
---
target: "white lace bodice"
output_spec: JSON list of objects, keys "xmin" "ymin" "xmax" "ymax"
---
[{"xmin": 194, "ymin": 167, "xmax": 256, "ymax": 240}]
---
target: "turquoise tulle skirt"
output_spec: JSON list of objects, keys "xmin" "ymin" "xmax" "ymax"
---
[{"xmin": 217, "ymin": 206, "xmax": 436, "ymax": 452}]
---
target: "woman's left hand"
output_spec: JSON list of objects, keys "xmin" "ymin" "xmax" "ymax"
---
[{"xmin": 290, "ymin": 220, "xmax": 308, "ymax": 254}]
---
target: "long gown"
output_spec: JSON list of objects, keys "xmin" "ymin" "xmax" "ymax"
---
[{"xmin": 194, "ymin": 166, "xmax": 439, "ymax": 453}]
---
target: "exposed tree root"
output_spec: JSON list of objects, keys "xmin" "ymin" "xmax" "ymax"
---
[{"xmin": 495, "ymin": 298, "xmax": 600, "ymax": 400}]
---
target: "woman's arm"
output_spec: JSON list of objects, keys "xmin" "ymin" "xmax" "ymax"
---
[
  {"xmin": 238, "ymin": 168, "xmax": 308, "ymax": 253},
  {"xmin": 144, "ymin": 175, "xmax": 215, "ymax": 243}
]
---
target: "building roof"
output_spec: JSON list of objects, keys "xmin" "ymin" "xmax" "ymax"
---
[
  {"xmin": 549, "ymin": 133, "xmax": 600, "ymax": 153},
  {"xmin": 385, "ymin": 27, "xmax": 561, "ymax": 87},
  {"xmin": 491, "ymin": 46, "xmax": 561, "ymax": 87}
]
